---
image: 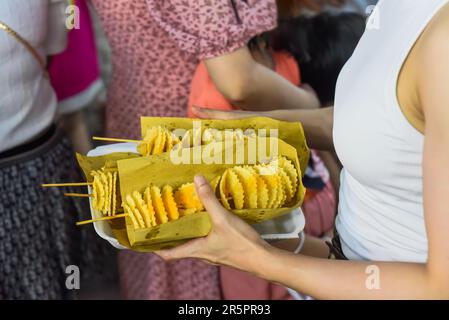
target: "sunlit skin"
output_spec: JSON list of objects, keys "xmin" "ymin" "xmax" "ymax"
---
[{"xmin": 156, "ymin": 4, "xmax": 449, "ymax": 299}]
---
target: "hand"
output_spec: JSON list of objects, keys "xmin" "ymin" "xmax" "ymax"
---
[
  {"xmin": 191, "ymin": 105, "xmax": 268, "ymax": 120},
  {"xmin": 155, "ymin": 175, "xmax": 270, "ymax": 272}
]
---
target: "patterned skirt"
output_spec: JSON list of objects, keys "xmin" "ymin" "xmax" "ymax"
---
[{"xmin": 0, "ymin": 126, "xmax": 113, "ymax": 299}]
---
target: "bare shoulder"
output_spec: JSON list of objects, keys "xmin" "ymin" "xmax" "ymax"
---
[
  {"xmin": 418, "ymin": 2, "xmax": 449, "ymax": 55},
  {"xmin": 416, "ymin": 2, "xmax": 449, "ymax": 119}
]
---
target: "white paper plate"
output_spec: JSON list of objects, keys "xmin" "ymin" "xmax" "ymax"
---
[{"xmin": 85, "ymin": 143, "xmax": 305, "ymax": 248}]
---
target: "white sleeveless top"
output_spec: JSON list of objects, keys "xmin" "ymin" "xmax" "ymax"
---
[
  {"xmin": 0, "ymin": 0, "xmax": 66, "ymax": 153},
  {"xmin": 334, "ymin": 0, "xmax": 449, "ymax": 262}
]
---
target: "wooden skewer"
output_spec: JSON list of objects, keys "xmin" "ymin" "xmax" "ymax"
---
[
  {"xmin": 76, "ymin": 213, "xmax": 129, "ymax": 226},
  {"xmin": 41, "ymin": 182, "xmax": 92, "ymax": 187},
  {"xmin": 92, "ymin": 136, "xmax": 140, "ymax": 144},
  {"xmin": 64, "ymin": 193, "xmax": 94, "ymax": 198}
]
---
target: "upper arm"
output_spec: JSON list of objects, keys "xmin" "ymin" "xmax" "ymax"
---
[
  {"xmin": 204, "ymin": 47, "xmax": 257, "ymax": 103},
  {"xmin": 417, "ymin": 5, "xmax": 449, "ymax": 285},
  {"xmin": 46, "ymin": 0, "xmax": 68, "ymax": 55}
]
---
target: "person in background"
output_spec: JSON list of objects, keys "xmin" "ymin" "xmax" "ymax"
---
[
  {"xmin": 271, "ymin": 12, "xmax": 366, "ymax": 196},
  {"xmin": 49, "ymin": 0, "xmax": 104, "ymax": 154},
  {"xmin": 0, "ymin": 0, "xmax": 103, "ymax": 299}
]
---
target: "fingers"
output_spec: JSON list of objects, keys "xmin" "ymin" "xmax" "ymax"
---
[
  {"xmin": 155, "ymin": 237, "xmax": 204, "ymax": 261},
  {"xmin": 191, "ymin": 106, "xmax": 255, "ymax": 120},
  {"xmin": 194, "ymin": 175, "xmax": 227, "ymax": 223}
]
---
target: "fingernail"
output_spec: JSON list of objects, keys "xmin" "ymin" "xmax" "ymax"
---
[{"xmin": 194, "ymin": 175, "xmax": 207, "ymax": 186}]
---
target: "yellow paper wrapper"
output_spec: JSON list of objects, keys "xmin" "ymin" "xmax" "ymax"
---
[
  {"xmin": 116, "ymin": 137, "xmax": 306, "ymax": 251},
  {"xmin": 76, "ymin": 152, "xmax": 140, "ymax": 182},
  {"xmin": 140, "ymin": 116, "xmax": 310, "ymax": 176}
]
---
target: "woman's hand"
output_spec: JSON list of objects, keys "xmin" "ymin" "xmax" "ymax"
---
[
  {"xmin": 192, "ymin": 105, "xmax": 335, "ymax": 151},
  {"xmin": 155, "ymin": 175, "xmax": 270, "ymax": 273},
  {"xmin": 191, "ymin": 105, "xmax": 268, "ymax": 120}
]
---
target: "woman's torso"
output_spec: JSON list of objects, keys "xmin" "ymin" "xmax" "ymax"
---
[
  {"xmin": 91, "ymin": 0, "xmax": 197, "ymax": 138},
  {"xmin": 0, "ymin": 0, "xmax": 60, "ymax": 153},
  {"xmin": 334, "ymin": 0, "xmax": 449, "ymax": 262}
]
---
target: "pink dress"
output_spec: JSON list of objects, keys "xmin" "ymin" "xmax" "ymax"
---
[
  {"xmin": 49, "ymin": 0, "xmax": 102, "ymax": 113},
  {"xmin": 90, "ymin": 0, "xmax": 277, "ymax": 299}
]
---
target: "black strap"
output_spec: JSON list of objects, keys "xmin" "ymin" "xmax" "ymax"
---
[{"xmin": 326, "ymin": 227, "xmax": 348, "ymax": 260}]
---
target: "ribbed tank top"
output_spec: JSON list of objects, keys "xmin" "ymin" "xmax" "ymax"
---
[{"xmin": 333, "ymin": 0, "xmax": 449, "ymax": 262}]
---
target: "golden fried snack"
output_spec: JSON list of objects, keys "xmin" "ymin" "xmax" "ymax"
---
[
  {"xmin": 246, "ymin": 166, "xmax": 269, "ymax": 209},
  {"xmin": 174, "ymin": 183, "xmax": 204, "ymax": 214},
  {"xmin": 125, "ymin": 194, "xmax": 146, "ymax": 228},
  {"xmin": 165, "ymin": 130, "xmax": 180, "ymax": 151},
  {"xmin": 152, "ymin": 126, "xmax": 167, "ymax": 154},
  {"xmin": 275, "ymin": 156, "xmax": 298, "ymax": 199},
  {"xmin": 132, "ymin": 191, "xmax": 153, "ymax": 228},
  {"xmin": 107, "ymin": 172, "xmax": 113, "ymax": 216},
  {"xmin": 143, "ymin": 187, "xmax": 157, "ymax": 227},
  {"xmin": 232, "ymin": 166, "xmax": 258, "ymax": 209},
  {"xmin": 254, "ymin": 165, "xmax": 279, "ymax": 209},
  {"xmin": 138, "ymin": 126, "xmax": 180, "ymax": 156},
  {"xmin": 162, "ymin": 185, "xmax": 179, "ymax": 221},
  {"xmin": 150, "ymin": 186, "xmax": 168, "ymax": 224},
  {"xmin": 121, "ymin": 156, "xmax": 300, "ymax": 231},
  {"xmin": 220, "ymin": 168, "xmax": 245, "ymax": 210},
  {"xmin": 122, "ymin": 203, "xmax": 140, "ymax": 229},
  {"xmin": 277, "ymin": 166, "xmax": 294, "ymax": 203},
  {"xmin": 111, "ymin": 172, "xmax": 117, "ymax": 215}
]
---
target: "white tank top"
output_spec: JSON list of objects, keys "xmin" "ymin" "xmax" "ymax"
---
[{"xmin": 334, "ymin": 0, "xmax": 449, "ymax": 262}]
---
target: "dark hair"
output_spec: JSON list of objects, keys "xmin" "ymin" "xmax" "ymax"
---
[{"xmin": 271, "ymin": 12, "xmax": 366, "ymax": 105}]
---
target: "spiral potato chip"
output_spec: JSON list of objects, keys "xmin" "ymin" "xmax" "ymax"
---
[
  {"xmin": 254, "ymin": 165, "xmax": 278, "ymax": 208},
  {"xmin": 277, "ymin": 166, "xmax": 293, "ymax": 204},
  {"xmin": 119, "ymin": 156, "xmax": 301, "ymax": 232},
  {"xmin": 93, "ymin": 174, "xmax": 105, "ymax": 210},
  {"xmin": 111, "ymin": 172, "xmax": 117, "ymax": 215},
  {"xmin": 131, "ymin": 191, "xmax": 152, "ymax": 228},
  {"xmin": 232, "ymin": 166, "xmax": 258, "ymax": 209},
  {"xmin": 138, "ymin": 126, "xmax": 158, "ymax": 155},
  {"xmin": 90, "ymin": 169, "xmax": 120, "ymax": 217},
  {"xmin": 101, "ymin": 173, "xmax": 110, "ymax": 214},
  {"xmin": 152, "ymin": 126, "xmax": 165, "ymax": 154},
  {"xmin": 245, "ymin": 166, "xmax": 269, "ymax": 209},
  {"xmin": 165, "ymin": 130, "xmax": 179, "ymax": 151},
  {"xmin": 138, "ymin": 126, "xmax": 180, "ymax": 156},
  {"xmin": 219, "ymin": 170, "xmax": 231, "ymax": 210},
  {"xmin": 180, "ymin": 129, "xmax": 193, "ymax": 148},
  {"xmin": 274, "ymin": 156, "xmax": 298, "ymax": 200},
  {"xmin": 143, "ymin": 187, "xmax": 157, "ymax": 227},
  {"xmin": 107, "ymin": 172, "xmax": 113, "ymax": 216},
  {"xmin": 273, "ymin": 173, "xmax": 286, "ymax": 208},
  {"xmin": 174, "ymin": 183, "xmax": 204, "ymax": 213},
  {"xmin": 122, "ymin": 203, "xmax": 140, "ymax": 229},
  {"xmin": 124, "ymin": 195, "xmax": 146, "ymax": 228},
  {"xmin": 162, "ymin": 185, "xmax": 179, "ymax": 221},
  {"xmin": 220, "ymin": 169, "xmax": 244, "ymax": 210},
  {"xmin": 151, "ymin": 186, "xmax": 168, "ymax": 224}
]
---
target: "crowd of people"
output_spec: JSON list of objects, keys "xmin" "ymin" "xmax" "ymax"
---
[{"xmin": 1, "ymin": 0, "xmax": 448, "ymax": 300}]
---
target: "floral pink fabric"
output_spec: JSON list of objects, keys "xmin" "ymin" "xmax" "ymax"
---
[{"xmin": 90, "ymin": 0, "xmax": 277, "ymax": 300}]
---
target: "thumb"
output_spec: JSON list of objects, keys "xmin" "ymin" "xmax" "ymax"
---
[{"xmin": 194, "ymin": 175, "xmax": 227, "ymax": 222}]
